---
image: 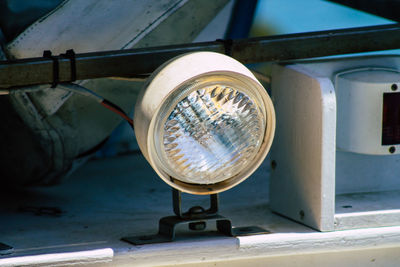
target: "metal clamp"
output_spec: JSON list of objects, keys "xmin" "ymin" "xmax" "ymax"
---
[
  {"xmin": 60, "ymin": 49, "xmax": 77, "ymax": 82},
  {"xmin": 43, "ymin": 50, "xmax": 59, "ymax": 88},
  {"xmin": 43, "ymin": 49, "xmax": 77, "ymax": 88},
  {"xmin": 216, "ymin": 38, "xmax": 233, "ymax": 56}
]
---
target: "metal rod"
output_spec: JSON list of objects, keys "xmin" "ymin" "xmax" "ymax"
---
[
  {"xmin": 172, "ymin": 189, "xmax": 182, "ymax": 217},
  {"xmin": 1, "ymin": 23, "xmax": 400, "ymax": 89}
]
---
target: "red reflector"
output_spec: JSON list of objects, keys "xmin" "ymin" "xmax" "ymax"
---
[{"xmin": 382, "ymin": 93, "xmax": 400, "ymax": 145}]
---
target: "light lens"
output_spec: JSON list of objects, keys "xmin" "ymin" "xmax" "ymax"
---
[{"xmin": 153, "ymin": 75, "xmax": 266, "ymax": 184}]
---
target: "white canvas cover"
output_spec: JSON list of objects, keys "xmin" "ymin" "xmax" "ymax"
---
[{"xmin": 0, "ymin": 0, "xmax": 229, "ymax": 185}]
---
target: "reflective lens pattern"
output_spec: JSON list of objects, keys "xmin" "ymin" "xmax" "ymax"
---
[{"xmin": 162, "ymin": 85, "xmax": 265, "ymax": 184}]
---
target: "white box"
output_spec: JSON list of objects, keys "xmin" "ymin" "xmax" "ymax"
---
[{"xmin": 270, "ymin": 55, "xmax": 400, "ymax": 231}]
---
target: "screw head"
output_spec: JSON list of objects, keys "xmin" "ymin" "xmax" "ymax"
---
[
  {"xmin": 188, "ymin": 206, "xmax": 205, "ymax": 215},
  {"xmin": 271, "ymin": 160, "xmax": 277, "ymax": 170},
  {"xmin": 389, "ymin": 146, "xmax": 396, "ymax": 154},
  {"xmin": 189, "ymin": 221, "xmax": 206, "ymax": 231},
  {"xmin": 299, "ymin": 210, "xmax": 305, "ymax": 220},
  {"xmin": 391, "ymin": 84, "xmax": 398, "ymax": 91}
]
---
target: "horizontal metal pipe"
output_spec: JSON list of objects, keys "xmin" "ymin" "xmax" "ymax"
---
[{"xmin": 1, "ymin": 23, "xmax": 400, "ymax": 89}]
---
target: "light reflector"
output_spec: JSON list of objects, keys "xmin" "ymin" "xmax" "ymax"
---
[{"xmin": 159, "ymin": 77, "xmax": 265, "ymax": 184}]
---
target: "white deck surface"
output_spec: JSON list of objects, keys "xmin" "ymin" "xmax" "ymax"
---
[{"xmin": 1, "ymin": 153, "xmax": 400, "ymax": 266}]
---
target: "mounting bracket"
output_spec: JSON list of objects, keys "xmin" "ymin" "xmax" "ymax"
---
[
  {"xmin": 122, "ymin": 189, "xmax": 269, "ymax": 245},
  {"xmin": 0, "ymin": 243, "xmax": 13, "ymax": 256}
]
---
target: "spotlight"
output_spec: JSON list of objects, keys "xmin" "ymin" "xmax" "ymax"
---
[
  {"xmin": 134, "ymin": 52, "xmax": 275, "ymax": 195},
  {"xmin": 123, "ymin": 52, "xmax": 275, "ymax": 245}
]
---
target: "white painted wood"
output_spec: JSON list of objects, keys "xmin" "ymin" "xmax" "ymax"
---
[
  {"xmin": 0, "ymin": 248, "xmax": 113, "ymax": 266},
  {"xmin": 335, "ymin": 190, "xmax": 400, "ymax": 213},
  {"xmin": 335, "ymin": 190, "xmax": 400, "ymax": 230},
  {"xmin": 335, "ymin": 210, "xmax": 400, "ymax": 230},
  {"xmin": 270, "ymin": 55, "xmax": 400, "ymax": 231},
  {"xmin": 336, "ymin": 150, "xmax": 400, "ymax": 194},
  {"xmin": 237, "ymin": 226, "xmax": 400, "ymax": 254},
  {"xmin": 145, "ymin": 247, "xmax": 400, "ymax": 267},
  {"xmin": 270, "ymin": 64, "xmax": 336, "ymax": 231},
  {"xmin": 1, "ymin": 154, "xmax": 400, "ymax": 266},
  {"xmin": 112, "ymin": 226, "xmax": 400, "ymax": 266}
]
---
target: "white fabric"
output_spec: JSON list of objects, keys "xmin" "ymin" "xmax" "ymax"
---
[{"xmin": 2, "ymin": 0, "xmax": 229, "ymax": 185}]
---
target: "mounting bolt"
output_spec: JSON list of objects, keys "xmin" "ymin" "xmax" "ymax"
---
[
  {"xmin": 189, "ymin": 221, "xmax": 206, "ymax": 231},
  {"xmin": 188, "ymin": 206, "xmax": 205, "ymax": 215},
  {"xmin": 391, "ymin": 84, "xmax": 398, "ymax": 91},
  {"xmin": 389, "ymin": 146, "xmax": 396, "ymax": 154},
  {"xmin": 271, "ymin": 160, "xmax": 277, "ymax": 170},
  {"xmin": 299, "ymin": 210, "xmax": 305, "ymax": 220}
]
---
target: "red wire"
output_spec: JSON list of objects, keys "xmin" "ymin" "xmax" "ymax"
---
[{"xmin": 100, "ymin": 101, "xmax": 133, "ymax": 128}]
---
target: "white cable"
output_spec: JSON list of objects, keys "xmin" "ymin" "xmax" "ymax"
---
[
  {"xmin": 1, "ymin": 83, "xmax": 105, "ymax": 105},
  {"xmin": 58, "ymin": 83, "xmax": 104, "ymax": 103}
]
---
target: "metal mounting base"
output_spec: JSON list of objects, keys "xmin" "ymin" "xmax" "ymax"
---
[
  {"xmin": 0, "ymin": 243, "xmax": 13, "ymax": 256},
  {"xmin": 122, "ymin": 189, "xmax": 269, "ymax": 245}
]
